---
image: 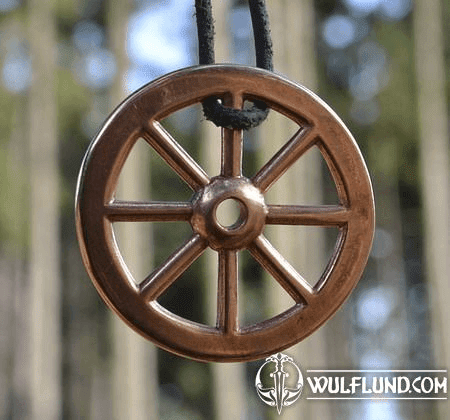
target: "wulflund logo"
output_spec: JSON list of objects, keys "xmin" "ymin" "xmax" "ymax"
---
[{"xmin": 255, "ymin": 353, "xmax": 303, "ymax": 414}]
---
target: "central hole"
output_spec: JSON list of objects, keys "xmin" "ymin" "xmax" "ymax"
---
[{"xmin": 215, "ymin": 198, "xmax": 245, "ymax": 229}]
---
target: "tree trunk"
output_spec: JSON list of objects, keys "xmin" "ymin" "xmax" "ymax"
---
[
  {"xmin": 262, "ymin": 1, "xmax": 332, "ymax": 418},
  {"xmin": 413, "ymin": 1, "xmax": 450, "ymax": 418},
  {"xmin": 3, "ymin": 88, "xmax": 29, "ymax": 418},
  {"xmin": 366, "ymin": 137, "xmax": 413, "ymax": 419},
  {"xmin": 108, "ymin": 1, "xmax": 159, "ymax": 419},
  {"xmin": 28, "ymin": 0, "xmax": 61, "ymax": 418}
]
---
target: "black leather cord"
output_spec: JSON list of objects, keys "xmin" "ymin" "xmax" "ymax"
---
[{"xmin": 195, "ymin": 0, "xmax": 273, "ymax": 129}]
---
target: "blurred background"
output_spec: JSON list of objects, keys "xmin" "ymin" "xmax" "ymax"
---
[{"xmin": 0, "ymin": 0, "xmax": 449, "ymax": 419}]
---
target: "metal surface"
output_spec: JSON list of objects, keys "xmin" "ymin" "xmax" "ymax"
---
[{"xmin": 75, "ymin": 65, "xmax": 375, "ymax": 362}]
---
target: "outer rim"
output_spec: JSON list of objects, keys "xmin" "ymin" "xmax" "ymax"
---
[{"xmin": 75, "ymin": 64, "xmax": 375, "ymax": 362}]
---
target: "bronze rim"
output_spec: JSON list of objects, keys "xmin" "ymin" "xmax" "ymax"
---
[{"xmin": 76, "ymin": 65, "xmax": 375, "ymax": 362}]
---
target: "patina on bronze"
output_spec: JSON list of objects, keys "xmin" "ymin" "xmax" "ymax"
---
[{"xmin": 75, "ymin": 65, "xmax": 375, "ymax": 362}]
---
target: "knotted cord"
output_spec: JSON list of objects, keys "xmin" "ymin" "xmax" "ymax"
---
[{"xmin": 195, "ymin": 0, "xmax": 273, "ymax": 129}]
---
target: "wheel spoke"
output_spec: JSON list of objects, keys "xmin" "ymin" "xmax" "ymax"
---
[
  {"xmin": 221, "ymin": 127, "xmax": 243, "ymax": 177},
  {"xmin": 105, "ymin": 200, "xmax": 193, "ymax": 222},
  {"xmin": 139, "ymin": 234, "xmax": 207, "ymax": 302},
  {"xmin": 143, "ymin": 121, "xmax": 210, "ymax": 190},
  {"xmin": 217, "ymin": 250, "xmax": 239, "ymax": 334},
  {"xmin": 249, "ymin": 235, "xmax": 314, "ymax": 304},
  {"xmin": 252, "ymin": 125, "xmax": 317, "ymax": 193},
  {"xmin": 221, "ymin": 92, "xmax": 244, "ymax": 177},
  {"xmin": 266, "ymin": 204, "xmax": 350, "ymax": 227}
]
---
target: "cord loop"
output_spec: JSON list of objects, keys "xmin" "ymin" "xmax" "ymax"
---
[{"xmin": 195, "ymin": 0, "xmax": 273, "ymax": 129}]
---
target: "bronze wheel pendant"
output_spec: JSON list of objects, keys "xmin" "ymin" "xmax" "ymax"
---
[{"xmin": 76, "ymin": 65, "xmax": 375, "ymax": 362}]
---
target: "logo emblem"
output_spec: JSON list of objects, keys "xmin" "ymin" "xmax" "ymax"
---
[{"xmin": 255, "ymin": 353, "xmax": 303, "ymax": 414}]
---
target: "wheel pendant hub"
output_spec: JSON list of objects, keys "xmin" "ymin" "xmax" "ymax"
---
[{"xmin": 191, "ymin": 176, "xmax": 267, "ymax": 250}]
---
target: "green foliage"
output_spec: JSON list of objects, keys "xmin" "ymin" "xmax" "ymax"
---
[
  {"xmin": 55, "ymin": 0, "xmax": 78, "ymax": 26},
  {"xmin": 371, "ymin": 20, "xmax": 419, "ymax": 188},
  {"xmin": 57, "ymin": 68, "xmax": 91, "ymax": 134},
  {"xmin": 0, "ymin": 64, "xmax": 28, "ymax": 251},
  {"xmin": 0, "ymin": 88, "xmax": 15, "ymax": 132}
]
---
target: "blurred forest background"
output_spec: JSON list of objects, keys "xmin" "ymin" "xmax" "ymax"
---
[{"xmin": 0, "ymin": 0, "xmax": 449, "ymax": 419}]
